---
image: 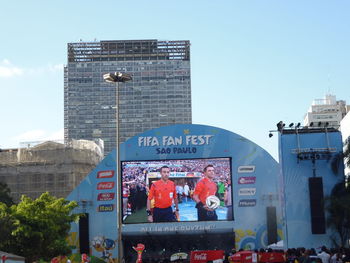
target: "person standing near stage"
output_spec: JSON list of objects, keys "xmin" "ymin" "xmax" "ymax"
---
[
  {"xmin": 183, "ymin": 182, "xmax": 190, "ymax": 202},
  {"xmin": 193, "ymin": 164, "xmax": 218, "ymax": 221},
  {"xmin": 224, "ymin": 178, "xmax": 233, "ymax": 220},
  {"xmin": 146, "ymin": 166, "xmax": 179, "ymax": 222}
]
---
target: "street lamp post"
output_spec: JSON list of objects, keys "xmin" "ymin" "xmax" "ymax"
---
[{"xmin": 103, "ymin": 72, "xmax": 132, "ymax": 262}]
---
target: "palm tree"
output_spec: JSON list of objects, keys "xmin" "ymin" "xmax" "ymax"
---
[
  {"xmin": 326, "ymin": 139, "xmax": 350, "ymax": 247},
  {"xmin": 344, "ymin": 138, "xmax": 350, "ymax": 175},
  {"xmin": 325, "ymin": 179, "xmax": 350, "ymax": 247}
]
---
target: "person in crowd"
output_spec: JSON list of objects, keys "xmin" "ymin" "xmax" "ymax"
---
[
  {"xmin": 341, "ymin": 248, "xmax": 350, "ymax": 263},
  {"xmin": 176, "ymin": 184, "xmax": 184, "ymax": 203},
  {"xmin": 224, "ymin": 178, "xmax": 233, "ymax": 220},
  {"xmin": 183, "ymin": 182, "xmax": 190, "ymax": 202},
  {"xmin": 122, "ymin": 182, "xmax": 130, "ymax": 216},
  {"xmin": 318, "ymin": 246, "xmax": 331, "ymax": 263}
]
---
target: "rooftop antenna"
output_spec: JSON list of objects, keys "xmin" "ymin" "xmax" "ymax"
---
[{"xmin": 327, "ymin": 72, "xmax": 332, "ymax": 95}]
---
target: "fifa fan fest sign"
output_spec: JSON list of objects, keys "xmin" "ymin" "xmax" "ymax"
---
[
  {"xmin": 138, "ymin": 134, "xmax": 213, "ymax": 154},
  {"xmin": 67, "ymin": 124, "xmax": 282, "ymax": 261}
]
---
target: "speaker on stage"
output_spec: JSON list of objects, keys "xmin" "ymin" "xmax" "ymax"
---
[
  {"xmin": 79, "ymin": 213, "xmax": 90, "ymax": 254},
  {"xmin": 266, "ymin": 206, "xmax": 277, "ymax": 245},
  {"xmin": 308, "ymin": 177, "xmax": 326, "ymax": 234}
]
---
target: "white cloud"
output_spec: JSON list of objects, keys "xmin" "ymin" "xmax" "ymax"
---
[
  {"xmin": 48, "ymin": 63, "xmax": 64, "ymax": 73},
  {"xmin": 0, "ymin": 59, "xmax": 23, "ymax": 78},
  {"xmin": 44, "ymin": 129, "xmax": 64, "ymax": 141},
  {"xmin": 12, "ymin": 129, "xmax": 64, "ymax": 144},
  {"xmin": 2, "ymin": 59, "xmax": 11, "ymax": 65},
  {"xmin": 0, "ymin": 59, "xmax": 63, "ymax": 78}
]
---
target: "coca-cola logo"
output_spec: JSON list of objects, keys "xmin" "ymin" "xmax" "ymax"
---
[
  {"xmin": 97, "ymin": 182, "xmax": 115, "ymax": 190},
  {"xmin": 97, "ymin": 192, "xmax": 115, "ymax": 201},
  {"xmin": 97, "ymin": 170, "xmax": 114, "ymax": 179},
  {"xmin": 194, "ymin": 253, "xmax": 207, "ymax": 260},
  {"xmin": 238, "ymin": 177, "xmax": 256, "ymax": 184}
]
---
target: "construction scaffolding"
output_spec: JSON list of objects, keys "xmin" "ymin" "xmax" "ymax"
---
[{"xmin": 0, "ymin": 139, "xmax": 103, "ymax": 202}]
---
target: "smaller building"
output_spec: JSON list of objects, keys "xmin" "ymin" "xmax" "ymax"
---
[
  {"xmin": 303, "ymin": 94, "xmax": 349, "ymax": 128},
  {"xmin": 0, "ymin": 140, "xmax": 103, "ymax": 202}
]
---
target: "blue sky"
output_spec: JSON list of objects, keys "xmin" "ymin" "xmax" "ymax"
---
[{"xmin": 1, "ymin": 0, "xmax": 350, "ymax": 160}]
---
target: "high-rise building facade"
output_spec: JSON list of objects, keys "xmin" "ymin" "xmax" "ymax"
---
[{"xmin": 64, "ymin": 40, "xmax": 192, "ymax": 154}]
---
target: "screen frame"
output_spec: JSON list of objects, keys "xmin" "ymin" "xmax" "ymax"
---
[{"xmin": 120, "ymin": 157, "xmax": 234, "ymax": 224}]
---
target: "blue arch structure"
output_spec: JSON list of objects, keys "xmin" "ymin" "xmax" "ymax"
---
[{"xmin": 67, "ymin": 124, "xmax": 282, "ymax": 261}]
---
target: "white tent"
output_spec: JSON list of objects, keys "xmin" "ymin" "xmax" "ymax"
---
[
  {"xmin": 170, "ymin": 252, "xmax": 188, "ymax": 261},
  {"xmin": 267, "ymin": 240, "xmax": 284, "ymax": 250}
]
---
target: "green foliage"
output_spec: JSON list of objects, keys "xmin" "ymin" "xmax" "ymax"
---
[
  {"xmin": 0, "ymin": 202, "xmax": 16, "ymax": 251},
  {"xmin": 0, "ymin": 192, "xmax": 78, "ymax": 263},
  {"xmin": 325, "ymin": 179, "xmax": 350, "ymax": 247},
  {"xmin": 344, "ymin": 139, "xmax": 350, "ymax": 168},
  {"xmin": 0, "ymin": 182, "xmax": 14, "ymax": 206},
  {"xmin": 331, "ymin": 152, "xmax": 344, "ymax": 175}
]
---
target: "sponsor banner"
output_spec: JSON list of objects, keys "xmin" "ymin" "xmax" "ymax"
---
[
  {"xmin": 97, "ymin": 204, "xmax": 114, "ymax": 212},
  {"xmin": 190, "ymin": 250, "xmax": 225, "ymax": 262},
  {"xmin": 239, "ymin": 199, "xmax": 256, "ymax": 207},
  {"xmin": 238, "ymin": 177, "xmax": 256, "ymax": 184},
  {"xmin": 238, "ymin": 188, "xmax": 256, "ymax": 196},
  {"xmin": 97, "ymin": 182, "xmax": 115, "ymax": 190},
  {"xmin": 238, "ymin": 165, "xmax": 255, "ymax": 173},
  {"xmin": 97, "ymin": 192, "xmax": 115, "ymax": 201},
  {"xmin": 148, "ymin": 171, "xmax": 202, "ymax": 178},
  {"xmin": 140, "ymin": 224, "xmax": 216, "ymax": 233},
  {"xmin": 97, "ymin": 170, "xmax": 114, "ymax": 179}
]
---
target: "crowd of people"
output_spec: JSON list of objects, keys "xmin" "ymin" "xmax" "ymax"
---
[
  {"xmin": 282, "ymin": 246, "xmax": 350, "ymax": 263},
  {"xmin": 131, "ymin": 245, "xmax": 350, "ymax": 263}
]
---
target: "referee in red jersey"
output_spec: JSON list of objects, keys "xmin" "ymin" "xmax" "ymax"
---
[
  {"xmin": 146, "ymin": 166, "xmax": 179, "ymax": 222},
  {"xmin": 193, "ymin": 164, "xmax": 218, "ymax": 221}
]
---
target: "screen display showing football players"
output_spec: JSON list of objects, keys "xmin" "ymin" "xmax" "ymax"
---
[{"xmin": 121, "ymin": 157, "xmax": 233, "ymax": 224}]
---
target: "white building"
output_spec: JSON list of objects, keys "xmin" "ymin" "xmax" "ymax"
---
[
  {"xmin": 303, "ymin": 94, "xmax": 348, "ymax": 128},
  {"xmin": 340, "ymin": 111, "xmax": 350, "ymax": 177}
]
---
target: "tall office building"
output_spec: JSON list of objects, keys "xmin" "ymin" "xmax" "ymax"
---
[{"xmin": 64, "ymin": 40, "xmax": 192, "ymax": 154}]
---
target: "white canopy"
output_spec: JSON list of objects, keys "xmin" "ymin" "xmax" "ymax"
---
[{"xmin": 267, "ymin": 240, "xmax": 284, "ymax": 250}]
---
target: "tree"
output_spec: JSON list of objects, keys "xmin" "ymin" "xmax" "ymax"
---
[
  {"xmin": 325, "ymin": 179, "xmax": 350, "ymax": 247},
  {"xmin": 344, "ymin": 138, "xmax": 350, "ymax": 171},
  {"xmin": 0, "ymin": 192, "xmax": 78, "ymax": 263},
  {"xmin": 0, "ymin": 182, "xmax": 14, "ymax": 206},
  {"xmin": 0, "ymin": 202, "xmax": 16, "ymax": 251},
  {"xmin": 330, "ymin": 137, "xmax": 350, "ymax": 176}
]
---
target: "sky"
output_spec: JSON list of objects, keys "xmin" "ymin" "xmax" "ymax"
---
[{"xmin": 1, "ymin": 0, "xmax": 350, "ymax": 160}]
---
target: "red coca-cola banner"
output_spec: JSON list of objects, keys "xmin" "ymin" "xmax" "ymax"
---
[
  {"xmin": 190, "ymin": 250, "xmax": 224, "ymax": 263},
  {"xmin": 97, "ymin": 182, "xmax": 115, "ymax": 190}
]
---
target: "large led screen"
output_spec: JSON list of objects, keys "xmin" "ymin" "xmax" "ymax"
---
[{"xmin": 121, "ymin": 157, "xmax": 233, "ymax": 223}]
